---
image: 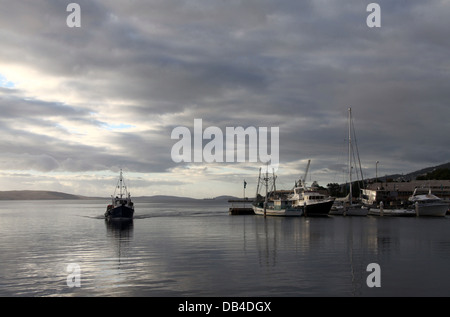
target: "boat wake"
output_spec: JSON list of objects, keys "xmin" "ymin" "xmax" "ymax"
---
[{"xmin": 82, "ymin": 210, "xmax": 224, "ymax": 220}]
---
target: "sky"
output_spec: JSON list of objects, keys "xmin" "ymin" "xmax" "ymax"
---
[{"xmin": 0, "ymin": 0, "xmax": 449, "ymax": 198}]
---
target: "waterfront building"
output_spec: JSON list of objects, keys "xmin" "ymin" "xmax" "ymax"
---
[{"xmin": 361, "ymin": 180, "xmax": 450, "ymax": 206}]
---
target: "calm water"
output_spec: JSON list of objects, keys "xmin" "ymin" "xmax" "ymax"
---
[{"xmin": 1, "ymin": 199, "xmax": 450, "ymax": 297}]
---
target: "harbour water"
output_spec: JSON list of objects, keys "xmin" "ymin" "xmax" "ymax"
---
[{"xmin": 1, "ymin": 199, "xmax": 450, "ymax": 297}]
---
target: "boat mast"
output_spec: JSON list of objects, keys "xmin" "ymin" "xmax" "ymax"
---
[
  {"xmin": 255, "ymin": 167, "xmax": 261, "ymax": 200},
  {"xmin": 264, "ymin": 166, "xmax": 268, "ymax": 218},
  {"xmin": 119, "ymin": 169, "xmax": 123, "ymax": 198},
  {"xmin": 348, "ymin": 107, "xmax": 353, "ymax": 206},
  {"xmin": 272, "ymin": 168, "xmax": 277, "ymax": 193}
]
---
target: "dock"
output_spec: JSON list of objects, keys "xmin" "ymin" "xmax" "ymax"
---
[{"xmin": 228, "ymin": 199, "xmax": 255, "ymax": 215}]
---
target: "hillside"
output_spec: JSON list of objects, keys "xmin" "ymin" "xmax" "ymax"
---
[
  {"xmin": 368, "ymin": 162, "xmax": 450, "ymax": 181},
  {"xmin": 0, "ymin": 190, "xmax": 93, "ymax": 200},
  {"xmin": 0, "ymin": 190, "xmax": 238, "ymax": 201},
  {"xmin": 133, "ymin": 195, "xmax": 238, "ymax": 203}
]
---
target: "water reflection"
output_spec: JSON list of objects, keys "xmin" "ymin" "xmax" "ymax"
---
[
  {"xmin": 250, "ymin": 217, "xmax": 391, "ymax": 296},
  {"xmin": 105, "ymin": 219, "xmax": 134, "ymax": 238},
  {"xmin": 253, "ymin": 217, "xmax": 308, "ymax": 267},
  {"xmin": 104, "ymin": 219, "xmax": 133, "ymax": 260},
  {"xmin": 98, "ymin": 219, "xmax": 135, "ymax": 295}
]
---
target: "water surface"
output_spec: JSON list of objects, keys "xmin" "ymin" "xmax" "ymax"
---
[{"xmin": 1, "ymin": 200, "xmax": 449, "ymax": 296}]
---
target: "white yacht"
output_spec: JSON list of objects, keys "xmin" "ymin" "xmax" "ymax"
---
[
  {"xmin": 287, "ymin": 186, "xmax": 334, "ymax": 217},
  {"xmin": 409, "ymin": 188, "xmax": 448, "ymax": 217}
]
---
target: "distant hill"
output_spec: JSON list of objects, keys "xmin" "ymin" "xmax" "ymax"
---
[
  {"xmin": 133, "ymin": 195, "xmax": 238, "ymax": 203},
  {"xmin": 134, "ymin": 195, "xmax": 199, "ymax": 203},
  {"xmin": 0, "ymin": 190, "xmax": 94, "ymax": 200},
  {"xmin": 416, "ymin": 167, "xmax": 450, "ymax": 180},
  {"xmin": 0, "ymin": 190, "xmax": 239, "ymax": 201},
  {"xmin": 367, "ymin": 162, "xmax": 450, "ymax": 182},
  {"xmin": 2, "ymin": 163, "xmax": 449, "ymax": 200}
]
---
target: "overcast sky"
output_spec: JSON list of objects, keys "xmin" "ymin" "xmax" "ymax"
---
[{"xmin": 0, "ymin": 0, "xmax": 449, "ymax": 198}]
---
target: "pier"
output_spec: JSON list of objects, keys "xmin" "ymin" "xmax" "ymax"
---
[{"xmin": 228, "ymin": 199, "xmax": 255, "ymax": 215}]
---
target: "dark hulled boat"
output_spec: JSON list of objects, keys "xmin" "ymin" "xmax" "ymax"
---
[{"xmin": 105, "ymin": 170, "xmax": 134, "ymax": 220}]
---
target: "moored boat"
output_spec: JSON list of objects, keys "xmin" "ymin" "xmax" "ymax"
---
[
  {"xmin": 252, "ymin": 202, "xmax": 304, "ymax": 217},
  {"xmin": 105, "ymin": 170, "xmax": 134, "ymax": 220},
  {"xmin": 288, "ymin": 186, "xmax": 334, "ymax": 217},
  {"xmin": 329, "ymin": 198, "xmax": 345, "ymax": 215},
  {"xmin": 367, "ymin": 201, "xmax": 415, "ymax": 217},
  {"xmin": 368, "ymin": 208, "xmax": 416, "ymax": 217},
  {"xmin": 344, "ymin": 203, "xmax": 369, "ymax": 216},
  {"xmin": 252, "ymin": 167, "xmax": 305, "ymax": 217},
  {"xmin": 252, "ymin": 160, "xmax": 334, "ymax": 217},
  {"xmin": 409, "ymin": 188, "xmax": 448, "ymax": 217}
]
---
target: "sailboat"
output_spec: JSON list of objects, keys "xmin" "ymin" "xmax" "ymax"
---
[
  {"xmin": 105, "ymin": 169, "xmax": 135, "ymax": 220},
  {"xmin": 343, "ymin": 108, "xmax": 368, "ymax": 216}
]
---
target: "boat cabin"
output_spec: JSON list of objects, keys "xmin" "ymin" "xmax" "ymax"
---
[
  {"xmin": 303, "ymin": 192, "xmax": 327, "ymax": 201},
  {"xmin": 274, "ymin": 199, "xmax": 290, "ymax": 210}
]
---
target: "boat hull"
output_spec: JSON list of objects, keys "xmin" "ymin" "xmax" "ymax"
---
[
  {"xmin": 252, "ymin": 205, "xmax": 304, "ymax": 217},
  {"xmin": 368, "ymin": 208, "xmax": 415, "ymax": 217},
  {"xmin": 329, "ymin": 205, "xmax": 344, "ymax": 216},
  {"xmin": 105, "ymin": 205, "xmax": 134, "ymax": 220},
  {"xmin": 344, "ymin": 205, "xmax": 368, "ymax": 216},
  {"xmin": 302, "ymin": 199, "xmax": 334, "ymax": 217},
  {"xmin": 417, "ymin": 203, "xmax": 448, "ymax": 217}
]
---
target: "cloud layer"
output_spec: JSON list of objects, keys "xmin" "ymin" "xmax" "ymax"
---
[{"xmin": 0, "ymin": 0, "xmax": 449, "ymax": 197}]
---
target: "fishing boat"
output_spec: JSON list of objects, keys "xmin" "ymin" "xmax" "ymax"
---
[
  {"xmin": 409, "ymin": 188, "xmax": 448, "ymax": 217},
  {"xmin": 252, "ymin": 161, "xmax": 333, "ymax": 217},
  {"xmin": 252, "ymin": 201, "xmax": 304, "ymax": 217},
  {"xmin": 105, "ymin": 169, "xmax": 134, "ymax": 220},
  {"xmin": 252, "ymin": 166, "xmax": 304, "ymax": 217}
]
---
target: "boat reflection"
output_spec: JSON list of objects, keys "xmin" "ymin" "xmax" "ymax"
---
[
  {"xmin": 105, "ymin": 219, "xmax": 134, "ymax": 238},
  {"xmin": 251, "ymin": 217, "xmax": 394, "ymax": 296},
  {"xmin": 104, "ymin": 219, "xmax": 134, "ymax": 267}
]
